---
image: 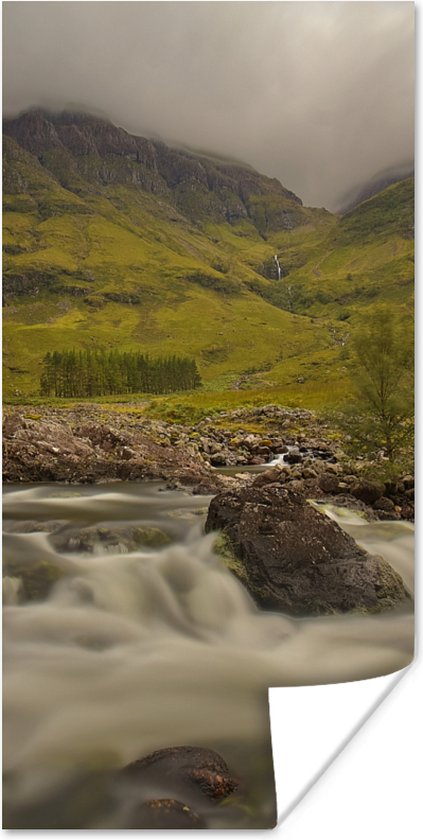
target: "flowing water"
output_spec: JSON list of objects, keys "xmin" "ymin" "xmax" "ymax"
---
[
  {"xmin": 2, "ymin": 482, "xmax": 414, "ymax": 828},
  {"xmin": 274, "ymin": 254, "xmax": 282, "ymax": 280}
]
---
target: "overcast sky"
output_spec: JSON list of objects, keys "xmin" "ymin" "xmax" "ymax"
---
[{"xmin": 3, "ymin": 1, "xmax": 414, "ymax": 209}]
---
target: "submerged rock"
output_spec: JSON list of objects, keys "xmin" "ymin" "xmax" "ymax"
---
[
  {"xmin": 3, "ymin": 557, "xmax": 66, "ymax": 602},
  {"xmin": 206, "ymin": 485, "xmax": 408, "ymax": 616},
  {"xmin": 129, "ymin": 798, "xmax": 206, "ymax": 829},
  {"xmin": 52, "ymin": 524, "xmax": 171, "ymax": 554},
  {"xmin": 120, "ymin": 745, "xmax": 238, "ymax": 805}
]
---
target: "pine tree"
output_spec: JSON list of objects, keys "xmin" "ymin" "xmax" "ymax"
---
[{"xmin": 39, "ymin": 349, "xmax": 203, "ymax": 397}]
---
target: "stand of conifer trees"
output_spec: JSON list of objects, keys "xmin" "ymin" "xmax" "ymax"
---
[{"xmin": 40, "ymin": 350, "xmax": 202, "ymax": 397}]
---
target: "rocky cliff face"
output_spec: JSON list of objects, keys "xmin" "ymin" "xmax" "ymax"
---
[{"xmin": 3, "ymin": 109, "xmax": 304, "ymax": 231}]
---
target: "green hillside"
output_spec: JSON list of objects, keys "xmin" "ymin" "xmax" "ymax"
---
[
  {"xmin": 268, "ymin": 178, "xmax": 414, "ymax": 321},
  {"xmin": 2, "ymin": 111, "xmax": 414, "ymax": 410}
]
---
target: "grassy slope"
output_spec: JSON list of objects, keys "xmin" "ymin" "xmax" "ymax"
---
[
  {"xmin": 277, "ymin": 178, "xmax": 414, "ymax": 321},
  {"xmin": 3, "ymin": 135, "xmax": 414, "ymax": 412}
]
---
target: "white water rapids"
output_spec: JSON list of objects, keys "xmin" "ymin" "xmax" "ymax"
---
[{"xmin": 3, "ymin": 482, "xmax": 414, "ymax": 827}]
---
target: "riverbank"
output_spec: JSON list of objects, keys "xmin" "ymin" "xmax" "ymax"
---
[{"xmin": 3, "ymin": 404, "xmax": 414, "ymax": 521}]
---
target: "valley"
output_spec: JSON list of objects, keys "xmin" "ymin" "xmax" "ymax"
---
[{"xmin": 3, "ymin": 110, "xmax": 414, "ymax": 411}]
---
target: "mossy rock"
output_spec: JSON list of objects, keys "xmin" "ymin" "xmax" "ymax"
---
[
  {"xmin": 52, "ymin": 525, "xmax": 172, "ymax": 555},
  {"xmin": 212, "ymin": 533, "xmax": 249, "ymax": 587},
  {"xmin": 3, "ymin": 558, "xmax": 65, "ymax": 602},
  {"xmin": 132, "ymin": 527, "xmax": 172, "ymax": 549},
  {"xmin": 207, "ymin": 485, "xmax": 409, "ymax": 616}
]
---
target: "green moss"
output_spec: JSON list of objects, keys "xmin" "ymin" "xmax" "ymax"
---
[
  {"xmin": 213, "ymin": 533, "xmax": 249, "ymax": 586},
  {"xmin": 132, "ymin": 527, "xmax": 172, "ymax": 549},
  {"xmin": 4, "ymin": 558, "xmax": 65, "ymax": 602}
]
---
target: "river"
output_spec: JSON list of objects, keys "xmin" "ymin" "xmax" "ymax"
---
[{"xmin": 2, "ymin": 481, "xmax": 414, "ymax": 828}]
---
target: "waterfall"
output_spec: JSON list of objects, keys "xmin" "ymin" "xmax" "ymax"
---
[{"xmin": 274, "ymin": 254, "xmax": 282, "ymax": 280}]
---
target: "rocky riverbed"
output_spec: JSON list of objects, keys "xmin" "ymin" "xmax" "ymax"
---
[
  {"xmin": 2, "ymin": 405, "xmax": 414, "ymax": 829},
  {"xmin": 3, "ymin": 478, "xmax": 414, "ymax": 828},
  {"xmin": 3, "ymin": 404, "xmax": 414, "ymax": 520}
]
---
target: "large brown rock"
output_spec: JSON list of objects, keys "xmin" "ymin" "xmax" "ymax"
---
[
  {"xmin": 120, "ymin": 746, "xmax": 238, "ymax": 808},
  {"xmin": 205, "ymin": 485, "xmax": 407, "ymax": 616},
  {"xmin": 351, "ymin": 479, "xmax": 384, "ymax": 505}
]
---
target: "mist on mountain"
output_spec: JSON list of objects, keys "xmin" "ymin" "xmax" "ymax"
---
[{"xmin": 3, "ymin": 1, "xmax": 414, "ymax": 210}]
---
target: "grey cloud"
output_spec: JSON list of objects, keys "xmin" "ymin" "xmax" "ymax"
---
[{"xmin": 3, "ymin": 1, "xmax": 414, "ymax": 209}]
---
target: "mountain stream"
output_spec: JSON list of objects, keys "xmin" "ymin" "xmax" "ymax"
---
[{"xmin": 3, "ymin": 481, "xmax": 414, "ymax": 828}]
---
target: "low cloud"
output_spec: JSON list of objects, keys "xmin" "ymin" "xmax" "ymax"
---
[{"xmin": 3, "ymin": 1, "xmax": 414, "ymax": 209}]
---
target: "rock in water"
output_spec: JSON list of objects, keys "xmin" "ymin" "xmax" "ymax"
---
[
  {"xmin": 129, "ymin": 799, "xmax": 206, "ymax": 829},
  {"xmin": 120, "ymin": 746, "xmax": 238, "ymax": 805},
  {"xmin": 205, "ymin": 486, "xmax": 408, "ymax": 616},
  {"xmin": 2, "ymin": 552, "xmax": 68, "ymax": 603},
  {"xmin": 52, "ymin": 524, "xmax": 171, "ymax": 554}
]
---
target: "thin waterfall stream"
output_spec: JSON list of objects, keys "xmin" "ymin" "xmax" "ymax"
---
[{"xmin": 274, "ymin": 254, "xmax": 282, "ymax": 280}]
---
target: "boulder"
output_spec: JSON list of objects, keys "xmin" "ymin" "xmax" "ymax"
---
[
  {"xmin": 323, "ymin": 462, "xmax": 342, "ymax": 474},
  {"xmin": 373, "ymin": 497, "xmax": 395, "ymax": 512},
  {"xmin": 351, "ymin": 480, "xmax": 384, "ymax": 505},
  {"xmin": 206, "ymin": 485, "xmax": 407, "ymax": 616},
  {"xmin": 250, "ymin": 467, "xmax": 285, "ymax": 488},
  {"xmin": 401, "ymin": 475, "xmax": 414, "ymax": 490},
  {"xmin": 284, "ymin": 449, "xmax": 302, "ymax": 465},
  {"xmin": 120, "ymin": 746, "xmax": 238, "ymax": 807},
  {"xmin": 210, "ymin": 453, "xmax": 229, "ymax": 467},
  {"xmin": 318, "ymin": 472, "xmax": 340, "ymax": 494},
  {"xmin": 302, "ymin": 467, "xmax": 318, "ymax": 479},
  {"xmin": 286, "ymin": 479, "xmax": 305, "ymax": 493}
]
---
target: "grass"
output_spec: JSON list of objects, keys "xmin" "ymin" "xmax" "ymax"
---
[{"xmin": 3, "ymin": 133, "xmax": 414, "ymax": 410}]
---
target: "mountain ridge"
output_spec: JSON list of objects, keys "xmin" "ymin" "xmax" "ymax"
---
[
  {"xmin": 3, "ymin": 109, "xmax": 307, "ymax": 234},
  {"xmin": 3, "ymin": 110, "xmax": 414, "ymax": 408},
  {"xmin": 337, "ymin": 162, "xmax": 414, "ymax": 214}
]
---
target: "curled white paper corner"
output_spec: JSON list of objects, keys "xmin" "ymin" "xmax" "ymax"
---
[{"xmin": 269, "ymin": 662, "xmax": 417, "ymax": 836}]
